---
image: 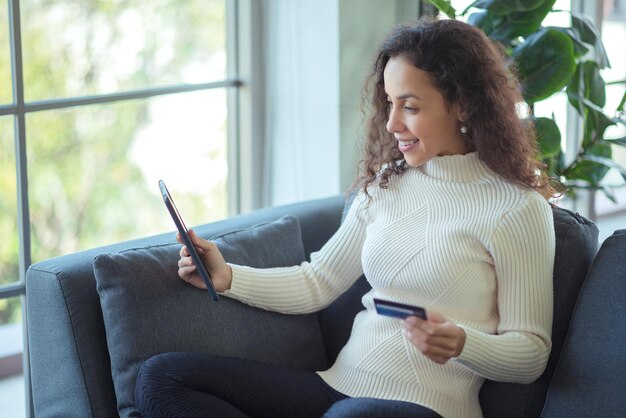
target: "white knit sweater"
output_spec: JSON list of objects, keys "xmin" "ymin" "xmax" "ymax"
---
[{"xmin": 225, "ymin": 152, "xmax": 555, "ymax": 418}]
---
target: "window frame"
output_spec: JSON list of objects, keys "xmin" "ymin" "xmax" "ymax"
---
[{"xmin": 0, "ymin": 0, "xmax": 253, "ymax": 416}]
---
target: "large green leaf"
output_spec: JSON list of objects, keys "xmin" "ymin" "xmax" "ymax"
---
[
  {"xmin": 587, "ymin": 64, "xmax": 607, "ymax": 107},
  {"xmin": 618, "ymin": 90, "xmax": 626, "ymax": 113},
  {"xmin": 566, "ymin": 63, "xmax": 585, "ymax": 116},
  {"xmin": 564, "ymin": 142, "xmax": 612, "ymax": 185},
  {"xmin": 469, "ymin": 12, "xmax": 523, "ymax": 45},
  {"xmin": 513, "ymin": 29, "xmax": 576, "ymax": 103},
  {"xmin": 584, "ymin": 105, "xmax": 616, "ymax": 147},
  {"xmin": 572, "ymin": 13, "xmax": 610, "ymax": 68},
  {"xmin": 605, "ymin": 136, "xmax": 626, "ymax": 148},
  {"xmin": 507, "ymin": 0, "xmax": 555, "ymax": 26},
  {"xmin": 472, "ymin": 0, "xmax": 544, "ymax": 14},
  {"xmin": 580, "ymin": 154, "xmax": 626, "ymax": 183},
  {"xmin": 548, "ymin": 26, "xmax": 591, "ymax": 58},
  {"xmin": 543, "ymin": 154, "xmax": 559, "ymax": 178},
  {"xmin": 567, "ymin": 61, "xmax": 606, "ymax": 115},
  {"xmin": 567, "ymin": 94, "xmax": 618, "ymax": 147},
  {"xmin": 535, "ymin": 117, "xmax": 561, "ymax": 158},
  {"xmin": 424, "ymin": 0, "xmax": 456, "ymax": 19},
  {"xmin": 468, "ymin": 11, "xmax": 493, "ymax": 33},
  {"xmin": 469, "ymin": 1, "xmax": 555, "ymax": 43}
]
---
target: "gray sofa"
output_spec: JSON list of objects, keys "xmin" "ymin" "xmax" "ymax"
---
[{"xmin": 25, "ymin": 195, "xmax": 626, "ymax": 417}]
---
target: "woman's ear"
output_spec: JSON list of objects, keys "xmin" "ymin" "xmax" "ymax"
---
[
  {"xmin": 455, "ymin": 104, "xmax": 468, "ymax": 124},
  {"xmin": 448, "ymin": 101, "xmax": 463, "ymax": 119}
]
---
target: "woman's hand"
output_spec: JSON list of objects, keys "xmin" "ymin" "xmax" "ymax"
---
[
  {"xmin": 176, "ymin": 229, "xmax": 233, "ymax": 292},
  {"xmin": 402, "ymin": 311, "xmax": 466, "ymax": 364}
]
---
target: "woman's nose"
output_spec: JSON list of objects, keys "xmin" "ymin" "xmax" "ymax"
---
[{"xmin": 386, "ymin": 108, "xmax": 403, "ymax": 133}]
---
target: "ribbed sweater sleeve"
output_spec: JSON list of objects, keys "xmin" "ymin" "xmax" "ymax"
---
[
  {"xmin": 454, "ymin": 193, "xmax": 555, "ymax": 383},
  {"xmin": 224, "ymin": 193, "xmax": 369, "ymax": 314}
]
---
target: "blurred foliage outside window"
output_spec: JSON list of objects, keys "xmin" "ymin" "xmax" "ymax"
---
[
  {"xmin": 0, "ymin": 0, "xmax": 230, "ymax": 326},
  {"xmin": 1, "ymin": 0, "xmax": 11, "ymax": 103}
]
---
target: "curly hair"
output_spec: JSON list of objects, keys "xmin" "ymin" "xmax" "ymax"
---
[{"xmin": 354, "ymin": 18, "xmax": 558, "ymax": 199}]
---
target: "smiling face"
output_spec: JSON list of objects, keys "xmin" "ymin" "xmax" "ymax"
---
[{"xmin": 384, "ymin": 55, "xmax": 467, "ymax": 167}]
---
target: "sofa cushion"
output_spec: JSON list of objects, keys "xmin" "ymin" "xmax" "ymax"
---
[
  {"xmin": 540, "ymin": 229, "xmax": 626, "ymax": 417},
  {"xmin": 94, "ymin": 215, "xmax": 328, "ymax": 418}
]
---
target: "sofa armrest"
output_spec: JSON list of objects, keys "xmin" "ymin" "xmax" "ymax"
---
[{"xmin": 540, "ymin": 229, "xmax": 626, "ymax": 417}]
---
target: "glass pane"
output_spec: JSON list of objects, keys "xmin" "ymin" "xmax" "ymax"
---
[
  {"xmin": 0, "ymin": 0, "xmax": 12, "ymax": 104},
  {"xmin": 0, "ymin": 117, "xmax": 18, "ymax": 287},
  {"xmin": 596, "ymin": 0, "xmax": 626, "ymax": 219},
  {"xmin": 0, "ymin": 373, "xmax": 26, "ymax": 418},
  {"xmin": 604, "ymin": 83, "xmax": 626, "ymax": 139},
  {"xmin": 596, "ymin": 82, "xmax": 626, "ymax": 215},
  {"xmin": 21, "ymin": 0, "xmax": 226, "ymax": 101},
  {"xmin": 533, "ymin": 91, "xmax": 569, "ymax": 150},
  {"xmin": 0, "ymin": 296, "xmax": 25, "ymax": 418},
  {"xmin": 601, "ymin": 1, "xmax": 626, "ymax": 84},
  {"xmin": 27, "ymin": 89, "xmax": 228, "ymax": 262}
]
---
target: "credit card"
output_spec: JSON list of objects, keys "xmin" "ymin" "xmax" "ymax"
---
[{"xmin": 373, "ymin": 298, "xmax": 427, "ymax": 320}]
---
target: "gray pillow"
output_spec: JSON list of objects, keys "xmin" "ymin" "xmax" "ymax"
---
[{"xmin": 94, "ymin": 215, "xmax": 328, "ymax": 418}]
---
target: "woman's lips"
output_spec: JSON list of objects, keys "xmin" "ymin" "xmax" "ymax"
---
[{"xmin": 398, "ymin": 139, "xmax": 418, "ymax": 153}]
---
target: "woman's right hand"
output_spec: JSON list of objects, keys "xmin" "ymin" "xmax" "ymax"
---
[{"xmin": 176, "ymin": 229, "xmax": 233, "ymax": 292}]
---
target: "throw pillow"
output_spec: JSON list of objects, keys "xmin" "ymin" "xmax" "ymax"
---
[{"xmin": 94, "ymin": 215, "xmax": 328, "ymax": 418}]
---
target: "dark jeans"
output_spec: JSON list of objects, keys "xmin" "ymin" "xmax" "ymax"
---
[{"xmin": 135, "ymin": 352, "xmax": 443, "ymax": 418}]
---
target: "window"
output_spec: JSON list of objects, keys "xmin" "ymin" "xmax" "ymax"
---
[
  {"xmin": 26, "ymin": 90, "xmax": 229, "ymax": 262},
  {"xmin": 20, "ymin": 1, "xmax": 228, "ymax": 101},
  {"xmin": 0, "ymin": 1, "xmax": 241, "ymax": 416},
  {"xmin": 594, "ymin": 0, "xmax": 626, "ymax": 242}
]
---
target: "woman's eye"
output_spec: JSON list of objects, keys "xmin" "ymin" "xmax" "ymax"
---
[{"xmin": 403, "ymin": 106, "xmax": 418, "ymax": 112}]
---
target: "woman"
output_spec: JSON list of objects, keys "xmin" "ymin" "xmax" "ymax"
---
[{"xmin": 135, "ymin": 18, "xmax": 556, "ymax": 418}]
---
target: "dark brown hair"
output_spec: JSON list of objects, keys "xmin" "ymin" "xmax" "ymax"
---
[{"xmin": 354, "ymin": 18, "xmax": 558, "ymax": 199}]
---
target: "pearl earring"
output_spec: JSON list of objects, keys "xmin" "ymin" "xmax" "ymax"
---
[{"xmin": 460, "ymin": 125, "xmax": 468, "ymax": 134}]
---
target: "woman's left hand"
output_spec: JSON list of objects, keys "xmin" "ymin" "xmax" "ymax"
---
[{"xmin": 402, "ymin": 311, "xmax": 466, "ymax": 364}]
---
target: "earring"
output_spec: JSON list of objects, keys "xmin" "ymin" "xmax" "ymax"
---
[{"xmin": 460, "ymin": 125, "xmax": 468, "ymax": 134}]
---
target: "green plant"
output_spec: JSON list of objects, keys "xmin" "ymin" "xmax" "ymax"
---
[{"xmin": 426, "ymin": 0, "xmax": 626, "ymax": 200}]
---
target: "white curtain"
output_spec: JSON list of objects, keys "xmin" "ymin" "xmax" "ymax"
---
[{"xmin": 262, "ymin": 0, "xmax": 341, "ymax": 206}]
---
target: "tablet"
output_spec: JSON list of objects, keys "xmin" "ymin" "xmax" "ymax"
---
[{"xmin": 159, "ymin": 179, "xmax": 219, "ymax": 301}]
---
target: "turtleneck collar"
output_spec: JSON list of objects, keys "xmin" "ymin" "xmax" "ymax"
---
[{"xmin": 416, "ymin": 152, "xmax": 494, "ymax": 183}]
